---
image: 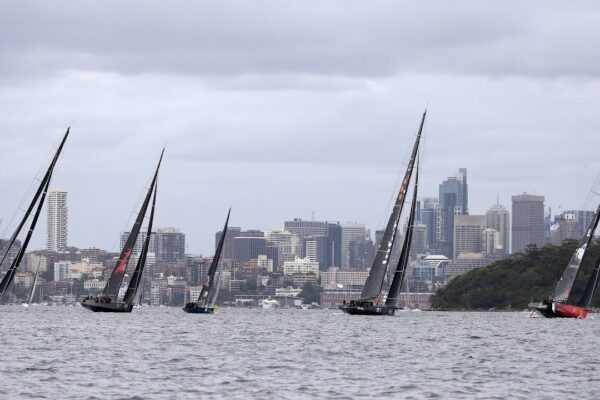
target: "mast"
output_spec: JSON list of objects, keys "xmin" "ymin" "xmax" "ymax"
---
[
  {"xmin": 102, "ymin": 149, "xmax": 164, "ymax": 299},
  {"xmin": 360, "ymin": 110, "xmax": 426, "ymax": 301},
  {"xmin": 198, "ymin": 208, "xmax": 231, "ymax": 306},
  {"xmin": 27, "ymin": 262, "xmax": 41, "ymax": 305},
  {"xmin": 123, "ymin": 180, "xmax": 157, "ymax": 305},
  {"xmin": 578, "ymin": 255, "xmax": 600, "ymax": 308},
  {"xmin": 0, "ymin": 128, "xmax": 69, "ymax": 273},
  {"xmin": 550, "ymin": 203, "xmax": 600, "ymax": 303},
  {"xmin": 385, "ymin": 157, "xmax": 420, "ymax": 307}
]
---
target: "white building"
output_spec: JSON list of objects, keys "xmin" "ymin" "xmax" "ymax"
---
[
  {"xmin": 84, "ymin": 279, "xmax": 105, "ymax": 291},
  {"xmin": 486, "ymin": 203, "xmax": 510, "ymax": 255},
  {"xmin": 47, "ymin": 188, "xmax": 68, "ymax": 252},
  {"xmin": 283, "ymin": 257, "xmax": 319, "ymax": 275},
  {"xmin": 53, "ymin": 261, "xmax": 71, "ymax": 282},
  {"xmin": 320, "ymin": 267, "xmax": 369, "ymax": 288},
  {"xmin": 251, "ymin": 255, "xmax": 273, "ymax": 272}
]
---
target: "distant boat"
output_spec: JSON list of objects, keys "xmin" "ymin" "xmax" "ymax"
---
[
  {"xmin": 22, "ymin": 262, "xmax": 42, "ymax": 308},
  {"xmin": 262, "ymin": 297, "xmax": 279, "ymax": 309},
  {"xmin": 529, "ymin": 201, "xmax": 600, "ymax": 319},
  {"xmin": 0, "ymin": 128, "xmax": 70, "ymax": 303},
  {"xmin": 339, "ymin": 111, "xmax": 425, "ymax": 316},
  {"xmin": 183, "ymin": 209, "xmax": 231, "ymax": 314},
  {"xmin": 82, "ymin": 149, "xmax": 163, "ymax": 313}
]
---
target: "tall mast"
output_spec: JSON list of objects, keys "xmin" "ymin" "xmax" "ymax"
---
[
  {"xmin": 0, "ymin": 129, "xmax": 69, "ymax": 301},
  {"xmin": 199, "ymin": 208, "xmax": 231, "ymax": 306},
  {"xmin": 360, "ymin": 110, "xmax": 426, "ymax": 301},
  {"xmin": 123, "ymin": 180, "xmax": 157, "ymax": 305},
  {"xmin": 550, "ymin": 202, "xmax": 600, "ymax": 303},
  {"xmin": 102, "ymin": 149, "xmax": 164, "ymax": 298},
  {"xmin": 385, "ymin": 157, "xmax": 420, "ymax": 307}
]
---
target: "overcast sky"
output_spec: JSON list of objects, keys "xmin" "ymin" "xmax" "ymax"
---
[{"xmin": 1, "ymin": 1, "xmax": 599, "ymax": 255}]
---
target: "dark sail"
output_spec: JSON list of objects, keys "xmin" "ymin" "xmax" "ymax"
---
[
  {"xmin": 198, "ymin": 208, "xmax": 231, "ymax": 306},
  {"xmin": 360, "ymin": 110, "xmax": 426, "ymax": 300},
  {"xmin": 0, "ymin": 128, "xmax": 69, "ymax": 301},
  {"xmin": 550, "ymin": 204, "xmax": 600, "ymax": 303},
  {"xmin": 385, "ymin": 157, "xmax": 420, "ymax": 307},
  {"xmin": 122, "ymin": 180, "xmax": 157, "ymax": 305},
  {"xmin": 102, "ymin": 149, "xmax": 164, "ymax": 298},
  {"xmin": 578, "ymin": 255, "xmax": 600, "ymax": 308},
  {"xmin": 0, "ymin": 128, "xmax": 69, "ymax": 272}
]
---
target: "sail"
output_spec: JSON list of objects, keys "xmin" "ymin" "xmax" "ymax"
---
[
  {"xmin": 361, "ymin": 111, "xmax": 426, "ymax": 300},
  {"xmin": 27, "ymin": 263, "xmax": 41, "ymax": 305},
  {"xmin": 199, "ymin": 208, "xmax": 231, "ymax": 306},
  {"xmin": 0, "ymin": 128, "xmax": 69, "ymax": 272},
  {"xmin": 578, "ymin": 255, "xmax": 600, "ymax": 308},
  {"xmin": 385, "ymin": 157, "xmax": 420, "ymax": 307},
  {"xmin": 123, "ymin": 180, "xmax": 157, "ymax": 305},
  {"xmin": 550, "ymin": 204, "xmax": 600, "ymax": 303},
  {"xmin": 0, "ymin": 177, "xmax": 52, "ymax": 301},
  {"xmin": 102, "ymin": 149, "xmax": 164, "ymax": 298}
]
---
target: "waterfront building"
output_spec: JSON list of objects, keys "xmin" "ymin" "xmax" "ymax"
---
[
  {"xmin": 511, "ymin": 193, "xmax": 545, "ymax": 253},
  {"xmin": 47, "ymin": 188, "xmax": 68, "ymax": 252}
]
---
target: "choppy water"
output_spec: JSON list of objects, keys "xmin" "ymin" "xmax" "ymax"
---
[{"xmin": 0, "ymin": 307, "xmax": 599, "ymax": 399}]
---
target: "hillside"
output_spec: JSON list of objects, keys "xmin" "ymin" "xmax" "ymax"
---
[{"xmin": 431, "ymin": 240, "xmax": 600, "ymax": 310}]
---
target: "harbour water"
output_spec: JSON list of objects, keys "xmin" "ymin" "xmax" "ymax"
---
[{"xmin": 1, "ymin": 307, "xmax": 598, "ymax": 399}]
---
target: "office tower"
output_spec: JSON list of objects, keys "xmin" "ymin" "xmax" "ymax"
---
[
  {"xmin": 284, "ymin": 218, "xmax": 326, "ymax": 239},
  {"xmin": 549, "ymin": 215, "xmax": 578, "ymax": 246},
  {"xmin": 232, "ymin": 232, "xmax": 266, "ymax": 262},
  {"xmin": 326, "ymin": 222, "xmax": 342, "ymax": 268},
  {"xmin": 301, "ymin": 235, "xmax": 330, "ymax": 271},
  {"xmin": 438, "ymin": 169, "xmax": 468, "ymax": 257},
  {"xmin": 47, "ymin": 189, "xmax": 68, "ymax": 252},
  {"xmin": 266, "ymin": 230, "xmax": 301, "ymax": 264},
  {"xmin": 453, "ymin": 215, "xmax": 486, "ymax": 258},
  {"xmin": 410, "ymin": 223, "xmax": 427, "ymax": 259},
  {"xmin": 561, "ymin": 210, "xmax": 596, "ymax": 238},
  {"xmin": 156, "ymin": 227, "xmax": 186, "ymax": 262},
  {"xmin": 486, "ymin": 203, "xmax": 510, "ymax": 255},
  {"xmin": 215, "ymin": 227, "xmax": 241, "ymax": 260},
  {"xmin": 418, "ymin": 197, "xmax": 439, "ymax": 250},
  {"xmin": 348, "ymin": 237, "xmax": 374, "ymax": 269},
  {"xmin": 340, "ymin": 223, "xmax": 367, "ymax": 268},
  {"xmin": 511, "ymin": 193, "xmax": 545, "ymax": 253}
]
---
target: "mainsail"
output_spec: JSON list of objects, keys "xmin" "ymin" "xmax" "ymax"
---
[
  {"xmin": 122, "ymin": 180, "xmax": 157, "ymax": 305},
  {"xmin": 198, "ymin": 208, "xmax": 231, "ymax": 307},
  {"xmin": 102, "ymin": 149, "xmax": 164, "ymax": 299},
  {"xmin": 360, "ymin": 111, "xmax": 426, "ymax": 300},
  {"xmin": 0, "ymin": 128, "xmax": 69, "ymax": 301},
  {"xmin": 27, "ymin": 262, "xmax": 41, "ymax": 305},
  {"xmin": 385, "ymin": 157, "xmax": 420, "ymax": 307},
  {"xmin": 550, "ymin": 203, "xmax": 600, "ymax": 303}
]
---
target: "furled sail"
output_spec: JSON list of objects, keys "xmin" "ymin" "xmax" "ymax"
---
[
  {"xmin": 0, "ymin": 128, "xmax": 69, "ymax": 301},
  {"xmin": 102, "ymin": 149, "xmax": 164, "ymax": 298},
  {"xmin": 551, "ymin": 203, "xmax": 600, "ymax": 303},
  {"xmin": 199, "ymin": 208, "xmax": 231, "ymax": 307},
  {"xmin": 360, "ymin": 111, "xmax": 426, "ymax": 300},
  {"xmin": 385, "ymin": 157, "xmax": 420, "ymax": 307},
  {"xmin": 122, "ymin": 180, "xmax": 157, "ymax": 305}
]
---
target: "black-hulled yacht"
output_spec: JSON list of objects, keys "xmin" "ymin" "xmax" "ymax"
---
[
  {"xmin": 82, "ymin": 149, "xmax": 163, "ymax": 313},
  {"xmin": 339, "ymin": 111, "xmax": 425, "ymax": 316}
]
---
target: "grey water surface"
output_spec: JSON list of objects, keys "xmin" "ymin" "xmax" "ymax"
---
[{"xmin": 0, "ymin": 307, "xmax": 598, "ymax": 399}]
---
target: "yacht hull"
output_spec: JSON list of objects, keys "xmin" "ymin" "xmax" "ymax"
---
[
  {"xmin": 528, "ymin": 301, "xmax": 588, "ymax": 319},
  {"xmin": 182, "ymin": 303, "xmax": 214, "ymax": 314},
  {"xmin": 82, "ymin": 298, "xmax": 133, "ymax": 313},
  {"xmin": 339, "ymin": 304, "xmax": 395, "ymax": 316}
]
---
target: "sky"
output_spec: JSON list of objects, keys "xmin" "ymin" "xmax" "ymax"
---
[{"xmin": 1, "ymin": 1, "xmax": 600, "ymax": 255}]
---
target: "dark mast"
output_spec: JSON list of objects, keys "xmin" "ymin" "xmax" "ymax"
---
[
  {"xmin": 0, "ymin": 128, "xmax": 70, "ymax": 301},
  {"xmin": 102, "ymin": 149, "xmax": 164, "ymax": 299},
  {"xmin": 360, "ymin": 111, "xmax": 425, "ymax": 301},
  {"xmin": 385, "ymin": 157, "xmax": 420, "ymax": 308},
  {"xmin": 198, "ymin": 208, "xmax": 231, "ymax": 307}
]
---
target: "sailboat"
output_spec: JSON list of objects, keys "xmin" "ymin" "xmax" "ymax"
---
[
  {"xmin": 22, "ymin": 262, "xmax": 42, "ymax": 308},
  {"xmin": 0, "ymin": 128, "xmax": 70, "ymax": 303},
  {"xmin": 528, "ymin": 201, "xmax": 600, "ymax": 319},
  {"xmin": 82, "ymin": 149, "xmax": 163, "ymax": 313},
  {"xmin": 339, "ymin": 111, "xmax": 425, "ymax": 316},
  {"xmin": 183, "ymin": 208, "xmax": 231, "ymax": 314}
]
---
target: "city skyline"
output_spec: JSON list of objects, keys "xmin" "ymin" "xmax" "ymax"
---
[{"xmin": 1, "ymin": 3, "xmax": 600, "ymax": 254}]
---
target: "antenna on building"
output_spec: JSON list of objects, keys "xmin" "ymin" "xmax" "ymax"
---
[{"xmin": 311, "ymin": 211, "xmax": 315, "ymax": 221}]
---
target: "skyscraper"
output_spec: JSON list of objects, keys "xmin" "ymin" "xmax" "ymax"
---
[
  {"xmin": 284, "ymin": 218, "xmax": 326, "ymax": 239},
  {"xmin": 156, "ymin": 227, "xmax": 186, "ymax": 262},
  {"xmin": 511, "ymin": 193, "xmax": 545, "ymax": 254},
  {"xmin": 438, "ymin": 169, "xmax": 468, "ymax": 257},
  {"xmin": 453, "ymin": 215, "xmax": 486, "ymax": 258},
  {"xmin": 340, "ymin": 223, "xmax": 367, "ymax": 268},
  {"xmin": 486, "ymin": 203, "xmax": 510, "ymax": 255},
  {"xmin": 47, "ymin": 188, "xmax": 68, "ymax": 252}
]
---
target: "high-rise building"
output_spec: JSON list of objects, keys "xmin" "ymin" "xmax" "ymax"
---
[
  {"xmin": 284, "ymin": 218, "xmax": 326, "ymax": 239},
  {"xmin": 325, "ymin": 222, "xmax": 342, "ymax": 268},
  {"xmin": 417, "ymin": 197, "xmax": 439, "ymax": 251},
  {"xmin": 301, "ymin": 235, "xmax": 330, "ymax": 271},
  {"xmin": 561, "ymin": 210, "xmax": 596, "ymax": 238},
  {"xmin": 340, "ymin": 223, "xmax": 367, "ymax": 268},
  {"xmin": 511, "ymin": 193, "xmax": 545, "ymax": 254},
  {"xmin": 156, "ymin": 228, "xmax": 186, "ymax": 262},
  {"xmin": 232, "ymin": 233, "xmax": 266, "ymax": 262},
  {"xmin": 486, "ymin": 203, "xmax": 510, "ymax": 255},
  {"xmin": 47, "ymin": 189, "xmax": 68, "ymax": 252},
  {"xmin": 438, "ymin": 169, "xmax": 468, "ymax": 257},
  {"xmin": 453, "ymin": 215, "xmax": 486, "ymax": 258},
  {"xmin": 410, "ymin": 223, "xmax": 428, "ymax": 259},
  {"xmin": 215, "ymin": 227, "xmax": 242, "ymax": 260}
]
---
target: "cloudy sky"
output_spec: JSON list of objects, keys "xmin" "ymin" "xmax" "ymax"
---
[{"xmin": 1, "ymin": 1, "xmax": 599, "ymax": 254}]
